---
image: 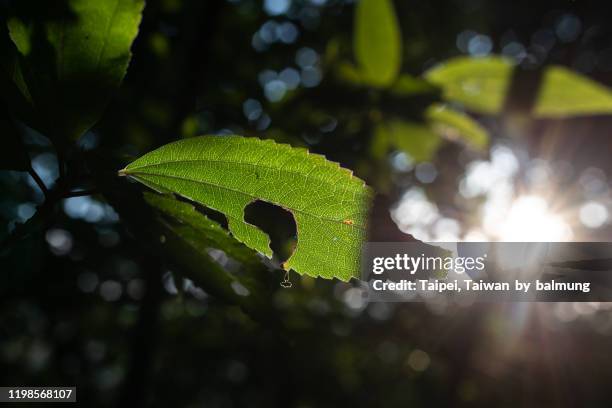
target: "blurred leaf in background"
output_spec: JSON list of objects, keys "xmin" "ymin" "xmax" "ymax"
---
[
  {"xmin": 426, "ymin": 103, "xmax": 488, "ymax": 150},
  {"xmin": 535, "ymin": 66, "xmax": 612, "ymax": 117},
  {"xmin": 353, "ymin": 0, "xmax": 401, "ymax": 87},
  {"xmin": 425, "ymin": 56, "xmax": 513, "ymax": 115},
  {"xmin": 374, "ymin": 120, "xmax": 441, "ymax": 163}
]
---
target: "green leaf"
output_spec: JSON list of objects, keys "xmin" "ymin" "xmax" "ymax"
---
[
  {"xmin": 336, "ymin": 62, "xmax": 366, "ymax": 85},
  {"xmin": 0, "ymin": 23, "xmax": 37, "ymax": 127},
  {"xmin": 144, "ymin": 192, "xmax": 260, "ymax": 268},
  {"xmin": 4, "ymin": 0, "xmax": 144, "ymax": 141},
  {"xmin": 375, "ymin": 121, "xmax": 442, "ymax": 162},
  {"xmin": 143, "ymin": 192, "xmax": 275, "ymax": 322},
  {"xmin": 534, "ymin": 66, "xmax": 612, "ymax": 117},
  {"xmin": 425, "ymin": 103, "xmax": 488, "ymax": 149},
  {"xmin": 425, "ymin": 56, "xmax": 514, "ymax": 114},
  {"xmin": 354, "ymin": 0, "xmax": 402, "ymax": 87},
  {"xmin": 121, "ymin": 136, "xmax": 373, "ymax": 282},
  {"xmin": 390, "ymin": 74, "xmax": 437, "ymax": 96},
  {"xmin": 0, "ymin": 107, "xmax": 30, "ymax": 171}
]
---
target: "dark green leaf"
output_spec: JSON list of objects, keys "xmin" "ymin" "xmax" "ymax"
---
[
  {"xmin": 3, "ymin": 0, "xmax": 144, "ymax": 142},
  {"xmin": 144, "ymin": 192, "xmax": 261, "ymax": 268},
  {"xmin": 0, "ymin": 23, "xmax": 38, "ymax": 127},
  {"xmin": 144, "ymin": 192, "xmax": 275, "ymax": 322}
]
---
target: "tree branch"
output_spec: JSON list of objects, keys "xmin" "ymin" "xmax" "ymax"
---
[
  {"xmin": 62, "ymin": 189, "xmax": 98, "ymax": 198},
  {"xmin": 0, "ymin": 178, "xmax": 67, "ymax": 252},
  {"xmin": 27, "ymin": 167, "xmax": 49, "ymax": 198}
]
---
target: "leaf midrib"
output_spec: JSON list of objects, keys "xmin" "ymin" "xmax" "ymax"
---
[
  {"xmin": 126, "ymin": 157, "xmax": 361, "ymax": 192},
  {"xmin": 128, "ymin": 171, "xmax": 367, "ymax": 230}
]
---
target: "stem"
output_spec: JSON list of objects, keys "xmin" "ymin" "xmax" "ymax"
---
[
  {"xmin": 0, "ymin": 178, "xmax": 67, "ymax": 252},
  {"xmin": 27, "ymin": 167, "xmax": 49, "ymax": 197},
  {"xmin": 62, "ymin": 189, "xmax": 98, "ymax": 198}
]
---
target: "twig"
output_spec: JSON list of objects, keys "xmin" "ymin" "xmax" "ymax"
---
[
  {"xmin": 62, "ymin": 189, "xmax": 98, "ymax": 198},
  {"xmin": 27, "ymin": 167, "xmax": 49, "ymax": 198},
  {"xmin": 0, "ymin": 179, "xmax": 66, "ymax": 252}
]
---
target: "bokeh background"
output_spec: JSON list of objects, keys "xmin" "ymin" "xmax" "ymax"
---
[{"xmin": 2, "ymin": 0, "xmax": 612, "ymax": 406}]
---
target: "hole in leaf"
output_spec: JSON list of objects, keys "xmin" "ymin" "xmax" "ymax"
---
[{"xmin": 244, "ymin": 200, "xmax": 297, "ymax": 264}]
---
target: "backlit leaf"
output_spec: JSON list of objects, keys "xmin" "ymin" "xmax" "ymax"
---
[
  {"xmin": 354, "ymin": 0, "xmax": 402, "ymax": 87},
  {"xmin": 534, "ymin": 66, "xmax": 612, "ymax": 117},
  {"xmin": 391, "ymin": 74, "xmax": 437, "ymax": 96},
  {"xmin": 375, "ymin": 121, "xmax": 442, "ymax": 163},
  {"xmin": 426, "ymin": 103, "xmax": 488, "ymax": 149},
  {"xmin": 425, "ymin": 56, "xmax": 514, "ymax": 114},
  {"xmin": 121, "ymin": 136, "xmax": 373, "ymax": 282}
]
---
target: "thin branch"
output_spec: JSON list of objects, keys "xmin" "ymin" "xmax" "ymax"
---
[
  {"xmin": 27, "ymin": 167, "xmax": 49, "ymax": 197},
  {"xmin": 62, "ymin": 189, "xmax": 98, "ymax": 198},
  {"xmin": 0, "ymin": 180, "xmax": 65, "ymax": 251}
]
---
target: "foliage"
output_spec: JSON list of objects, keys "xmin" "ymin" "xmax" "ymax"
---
[
  {"xmin": 425, "ymin": 56, "xmax": 513, "ymax": 115},
  {"xmin": 123, "ymin": 136, "xmax": 372, "ymax": 281},
  {"xmin": 347, "ymin": 1, "xmax": 490, "ymax": 166},
  {"xmin": 353, "ymin": 0, "xmax": 401, "ymax": 87},
  {"xmin": 145, "ymin": 192, "xmax": 260, "ymax": 268},
  {"xmin": 427, "ymin": 56, "xmax": 612, "ymax": 118},
  {"xmin": 1, "ymin": 0, "xmax": 611, "ymax": 298},
  {"xmin": 534, "ymin": 66, "xmax": 612, "ymax": 117},
  {"xmin": 1, "ymin": 0, "xmax": 612, "ymax": 309},
  {"xmin": 425, "ymin": 103, "xmax": 488, "ymax": 149},
  {"xmin": 3, "ymin": 0, "xmax": 612, "ymax": 405},
  {"xmin": 144, "ymin": 192, "xmax": 275, "ymax": 320},
  {"xmin": 3, "ymin": 0, "xmax": 144, "ymax": 143},
  {"xmin": 373, "ymin": 121, "xmax": 441, "ymax": 163}
]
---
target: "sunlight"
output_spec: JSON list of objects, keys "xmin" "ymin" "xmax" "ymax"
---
[{"xmin": 496, "ymin": 195, "xmax": 573, "ymax": 241}]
